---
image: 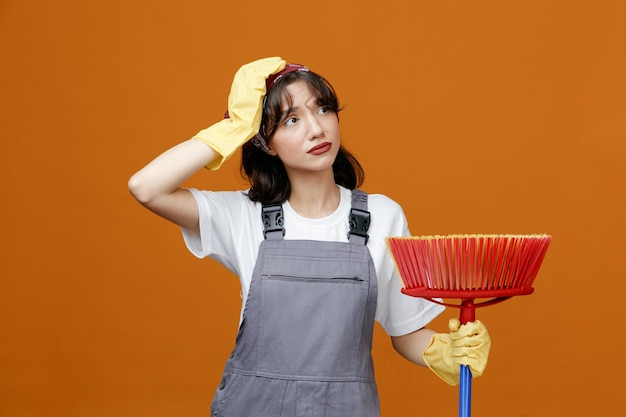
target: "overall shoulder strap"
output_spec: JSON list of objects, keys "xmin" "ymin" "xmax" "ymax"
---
[
  {"xmin": 348, "ymin": 189, "xmax": 370, "ymax": 245},
  {"xmin": 261, "ymin": 203, "xmax": 285, "ymax": 240}
]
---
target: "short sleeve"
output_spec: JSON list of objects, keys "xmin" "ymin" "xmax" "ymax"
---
[
  {"xmin": 180, "ymin": 189, "xmax": 263, "ymax": 277},
  {"xmin": 367, "ymin": 194, "xmax": 445, "ymax": 336}
]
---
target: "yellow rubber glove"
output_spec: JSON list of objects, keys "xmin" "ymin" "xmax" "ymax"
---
[
  {"xmin": 423, "ymin": 318, "xmax": 491, "ymax": 386},
  {"xmin": 193, "ymin": 57, "xmax": 286, "ymax": 170}
]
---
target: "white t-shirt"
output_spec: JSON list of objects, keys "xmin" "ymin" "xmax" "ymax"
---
[{"xmin": 181, "ymin": 185, "xmax": 444, "ymax": 336}]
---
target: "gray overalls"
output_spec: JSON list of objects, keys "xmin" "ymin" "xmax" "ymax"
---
[{"xmin": 211, "ymin": 190, "xmax": 380, "ymax": 417}]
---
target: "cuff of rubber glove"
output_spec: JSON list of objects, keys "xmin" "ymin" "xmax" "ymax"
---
[
  {"xmin": 191, "ymin": 137, "xmax": 227, "ymax": 170},
  {"xmin": 422, "ymin": 335, "xmax": 460, "ymax": 386},
  {"xmin": 192, "ymin": 120, "xmax": 256, "ymax": 170},
  {"xmin": 205, "ymin": 150, "xmax": 226, "ymax": 171}
]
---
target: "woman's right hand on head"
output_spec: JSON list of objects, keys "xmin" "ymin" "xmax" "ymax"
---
[{"xmin": 193, "ymin": 57, "xmax": 286, "ymax": 170}]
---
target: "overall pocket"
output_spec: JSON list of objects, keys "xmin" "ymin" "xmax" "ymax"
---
[{"xmin": 258, "ymin": 273, "xmax": 369, "ymax": 378}]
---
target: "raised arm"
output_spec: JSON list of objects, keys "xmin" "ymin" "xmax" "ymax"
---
[
  {"xmin": 128, "ymin": 139, "xmax": 217, "ymax": 231},
  {"xmin": 128, "ymin": 57, "xmax": 287, "ymax": 232}
]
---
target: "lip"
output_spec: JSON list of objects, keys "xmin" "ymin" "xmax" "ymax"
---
[{"xmin": 307, "ymin": 142, "xmax": 332, "ymax": 155}]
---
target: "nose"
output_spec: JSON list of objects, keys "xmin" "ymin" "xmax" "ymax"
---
[{"xmin": 306, "ymin": 112, "xmax": 325, "ymax": 139}]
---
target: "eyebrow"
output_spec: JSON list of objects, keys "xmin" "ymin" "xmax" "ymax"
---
[
  {"xmin": 280, "ymin": 98, "xmax": 326, "ymax": 115},
  {"xmin": 279, "ymin": 106, "xmax": 298, "ymax": 121}
]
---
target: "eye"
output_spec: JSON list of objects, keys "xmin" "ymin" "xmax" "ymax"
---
[
  {"xmin": 284, "ymin": 116, "xmax": 298, "ymax": 126},
  {"xmin": 317, "ymin": 106, "xmax": 329, "ymax": 115}
]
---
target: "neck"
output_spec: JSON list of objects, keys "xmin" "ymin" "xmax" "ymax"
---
[{"xmin": 287, "ymin": 171, "xmax": 340, "ymax": 219}]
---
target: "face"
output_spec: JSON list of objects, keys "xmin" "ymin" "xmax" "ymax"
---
[{"xmin": 268, "ymin": 80, "xmax": 340, "ymax": 176}]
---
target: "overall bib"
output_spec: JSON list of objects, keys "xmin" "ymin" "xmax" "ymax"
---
[{"xmin": 211, "ymin": 190, "xmax": 380, "ymax": 417}]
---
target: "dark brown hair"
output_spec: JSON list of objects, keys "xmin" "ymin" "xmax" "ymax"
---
[{"xmin": 241, "ymin": 70, "xmax": 364, "ymax": 204}]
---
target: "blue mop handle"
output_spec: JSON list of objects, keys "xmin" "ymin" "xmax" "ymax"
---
[
  {"xmin": 459, "ymin": 301, "xmax": 475, "ymax": 417},
  {"xmin": 459, "ymin": 364, "xmax": 472, "ymax": 417}
]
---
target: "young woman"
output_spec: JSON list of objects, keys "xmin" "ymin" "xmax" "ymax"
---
[{"xmin": 128, "ymin": 57, "xmax": 491, "ymax": 416}]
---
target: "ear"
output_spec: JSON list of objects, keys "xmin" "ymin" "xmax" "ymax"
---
[{"xmin": 267, "ymin": 148, "xmax": 278, "ymax": 156}]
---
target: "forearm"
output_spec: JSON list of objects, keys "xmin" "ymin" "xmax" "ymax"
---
[
  {"xmin": 128, "ymin": 139, "xmax": 217, "ymax": 204},
  {"xmin": 391, "ymin": 328, "xmax": 436, "ymax": 367},
  {"xmin": 128, "ymin": 139, "xmax": 218, "ymax": 230}
]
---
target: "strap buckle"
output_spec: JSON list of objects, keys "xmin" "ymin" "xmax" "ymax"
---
[
  {"xmin": 262, "ymin": 204, "xmax": 285, "ymax": 238},
  {"xmin": 348, "ymin": 208, "xmax": 370, "ymax": 244}
]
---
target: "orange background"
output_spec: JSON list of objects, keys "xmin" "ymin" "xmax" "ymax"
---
[{"xmin": 1, "ymin": 1, "xmax": 624, "ymax": 416}]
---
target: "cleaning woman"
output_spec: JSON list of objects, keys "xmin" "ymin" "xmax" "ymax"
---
[{"xmin": 128, "ymin": 57, "xmax": 491, "ymax": 416}]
